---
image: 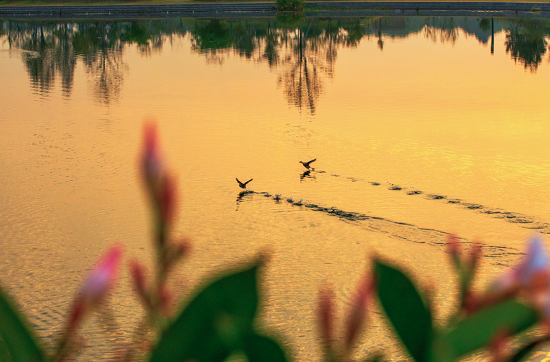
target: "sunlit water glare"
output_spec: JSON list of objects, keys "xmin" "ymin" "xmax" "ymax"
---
[{"xmin": 1, "ymin": 15, "xmax": 550, "ymax": 360}]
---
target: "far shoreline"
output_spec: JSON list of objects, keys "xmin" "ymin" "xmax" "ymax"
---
[{"xmin": 1, "ymin": 0, "xmax": 550, "ymax": 18}]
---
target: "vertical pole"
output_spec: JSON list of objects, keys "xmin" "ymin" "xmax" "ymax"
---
[{"xmin": 490, "ymin": 17, "xmax": 494, "ymax": 54}]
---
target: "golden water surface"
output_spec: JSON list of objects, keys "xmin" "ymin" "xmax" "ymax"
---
[{"xmin": 1, "ymin": 16, "xmax": 550, "ymax": 361}]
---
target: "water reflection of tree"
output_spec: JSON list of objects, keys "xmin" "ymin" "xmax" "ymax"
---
[
  {"xmin": 424, "ymin": 17, "xmax": 460, "ymax": 44},
  {"xmin": 7, "ymin": 23, "xmax": 77, "ymax": 96},
  {"xmin": 277, "ymin": 19, "xmax": 365, "ymax": 113},
  {"xmin": 3, "ymin": 17, "xmax": 550, "ymax": 105},
  {"xmin": 277, "ymin": 26, "xmax": 322, "ymax": 113},
  {"xmin": 191, "ymin": 20, "xmax": 247, "ymax": 65},
  {"xmin": 1, "ymin": 20, "xmax": 189, "ymax": 103},
  {"xmin": 504, "ymin": 19, "xmax": 550, "ymax": 73},
  {"xmin": 190, "ymin": 18, "xmax": 365, "ymax": 114},
  {"xmin": 71, "ymin": 23, "xmax": 127, "ymax": 104}
]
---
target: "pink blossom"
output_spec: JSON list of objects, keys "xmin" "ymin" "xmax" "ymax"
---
[
  {"xmin": 68, "ymin": 245, "xmax": 123, "ymax": 331},
  {"xmin": 317, "ymin": 284, "xmax": 335, "ymax": 350},
  {"xmin": 163, "ymin": 238, "xmax": 191, "ymax": 272},
  {"xmin": 485, "ymin": 234, "xmax": 550, "ymax": 318},
  {"xmin": 140, "ymin": 121, "xmax": 179, "ymax": 236},
  {"xmin": 446, "ymin": 234, "xmax": 462, "ymax": 264},
  {"xmin": 158, "ymin": 174, "xmax": 177, "ymax": 228},
  {"xmin": 129, "ymin": 260, "xmax": 151, "ymax": 309},
  {"xmin": 492, "ymin": 234, "xmax": 550, "ymax": 293},
  {"xmin": 157, "ymin": 285, "xmax": 173, "ymax": 316},
  {"xmin": 488, "ymin": 329, "xmax": 511, "ymax": 362},
  {"xmin": 80, "ymin": 245, "xmax": 123, "ymax": 305},
  {"xmin": 344, "ymin": 276, "xmax": 373, "ymax": 352},
  {"xmin": 517, "ymin": 234, "xmax": 550, "ymax": 288},
  {"xmin": 141, "ymin": 122, "xmax": 164, "ymax": 192},
  {"xmin": 468, "ymin": 242, "xmax": 482, "ymax": 276}
]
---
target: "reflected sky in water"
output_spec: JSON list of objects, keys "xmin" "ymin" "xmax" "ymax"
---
[
  {"xmin": 1, "ymin": 15, "xmax": 550, "ymax": 361},
  {"xmin": 2, "ymin": 17, "xmax": 549, "ymax": 110}
]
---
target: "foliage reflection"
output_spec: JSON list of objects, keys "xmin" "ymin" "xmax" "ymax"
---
[
  {"xmin": 505, "ymin": 18, "xmax": 549, "ymax": 72},
  {"xmin": 1, "ymin": 16, "xmax": 550, "ymax": 109}
]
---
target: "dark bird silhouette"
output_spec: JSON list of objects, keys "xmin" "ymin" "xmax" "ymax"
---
[
  {"xmin": 236, "ymin": 178, "xmax": 253, "ymax": 189},
  {"xmin": 300, "ymin": 158, "xmax": 317, "ymax": 170}
]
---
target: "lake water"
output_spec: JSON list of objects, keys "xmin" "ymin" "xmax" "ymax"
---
[{"xmin": 1, "ymin": 15, "xmax": 550, "ymax": 361}]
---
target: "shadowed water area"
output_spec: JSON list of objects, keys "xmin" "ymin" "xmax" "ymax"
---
[{"xmin": 2, "ymin": 14, "xmax": 550, "ymax": 360}]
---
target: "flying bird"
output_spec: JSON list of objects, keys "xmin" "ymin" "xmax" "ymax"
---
[
  {"xmin": 300, "ymin": 158, "xmax": 317, "ymax": 170},
  {"xmin": 236, "ymin": 178, "xmax": 253, "ymax": 189}
]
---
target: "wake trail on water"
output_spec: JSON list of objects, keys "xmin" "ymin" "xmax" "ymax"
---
[
  {"xmin": 235, "ymin": 168, "xmax": 545, "ymax": 267},
  {"xmin": 250, "ymin": 189, "xmax": 523, "ymax": 267},
  {"xmin": 304, "ymin": 169, "xmax": 550, "ymax": 234}
]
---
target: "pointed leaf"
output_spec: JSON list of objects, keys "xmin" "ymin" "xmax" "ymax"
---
[
  {"xmin": 375, "ymin": 260, "xmax": 432, "ymax": 362},
  {"xmin": 509, "ymin": 335, "xmax": 550, "ymax": 362},
  {"xmin": 510, "ymin": 338, "xmax": 546, "ymax": 362},
  {"xmin": 0, "ymin": 284, "xmax": 46, "ymax": 362},
  {"xmin": 243, "ymin": 333, "xmax": 289, "ymax": 362},
  {"xmin": 0, "ymin": 336, "xmax": 13, "ymax": 362},
  {"xmin": 439, "ymin": 300, "xmax": 538, "ymax": 359},
  {"xmin": 149, "ymin": 262, "xmax": 260, "ymax": 362}
]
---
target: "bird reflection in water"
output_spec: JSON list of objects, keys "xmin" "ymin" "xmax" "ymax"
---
[
  {"xmin": 236, "ymin": 190, "xmax": 254, "ymax": 211},
  {"xmin": 300, "ymin": 169, "xmax": 316, "ymax": 182}
]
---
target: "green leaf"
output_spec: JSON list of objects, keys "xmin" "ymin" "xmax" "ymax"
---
[
  {"xmin": 0, "ymin": 336, "xmax": 14, "ymax": 362},
  {"xmin": 439, "ymin": 300, "xmax": 538, "ymax": 359},
  {"xmin": 242, "ymin": 333, "xmax": 289, "ymax": 362},
  {"xmin": 510, "ymin": 338, "xmax": 548, "ymax": 362},
  {"xmin": 0, "ymin": 284, "xmax": 46, "ymax": 362},
  {"xmin": 375, "ymin": 260, "xmax": 432, "ymax": 362},
  {"xmin": 149, "ymin": 262, "xmax": 260, "ymax": 362}
]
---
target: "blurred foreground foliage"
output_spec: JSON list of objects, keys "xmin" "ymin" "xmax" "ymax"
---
[{"xmin": 1, "ymin": 124, "xmax": 550, "ymax": 362}]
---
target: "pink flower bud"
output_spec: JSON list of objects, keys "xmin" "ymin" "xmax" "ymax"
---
[
  {"xmin": 129, "ymin": 260, "xmax": 151, "ymax": 309},
  {"xmin": 446, "ymin": 234, "xmax": 462, "ymax": 266},
  {"xmin": 317, "ymin": 284, "xmax": 335, "ymax": 350},
  {"xmin": 527, "ymin": 270, "xmax": 550, "ymax": 310},
  {"xmin": 141, "ymin": 122, "xmax": 164, "ymax": 193},
  {"xmin": 468, "ymin": 242, "xmax": 482, "ymax": 275},
  {"xmin": 67, "ymin": 300, "xmax": 85, "ymax": 333},
  {"xmin": 483, "ymin": 234, "xmax": 550, "ymax": 313},
  {"xmin": 491, "ymin": 234, "xmax": 549, "ymax": 294},
  {"xmin": 158, "ymin": 174, "xmax": 177, "ymax": 228},
  {"xmin": 518, "ymin": 234, "xmax": 550, "ymax": 288},
  {"xmin": 344, "ymin": 276, "xmax": 372, "ymax": 352},
  {"xmin": 157, "ymin": 285, "xmax": 173, "ymax": 316},
  {"xmin": 174, "ymin": 238, "xmax": 191, "ymax": 257},
  {"xmin": 541, "ymin": 299, "xmax": 550, "ymax": 330},
  {"xmin": 80, "ymin": 245, "xmax": 123, "ymax": 305},
  {"xmin": 463, "ymin": 289, "xmax": 478, "ymax": 315},
  {"xmin": 490, "ymin": 269, "xmax": 519, "ymax": 294},
  {"xmin": 165, "ymin": 238, "xmax": 191, "ymax": 270},
  {"xmin": 488, "ymin": 329, "xmax": 511, "ymax": 362},
  {"xmin": 68, "ymin": 245, "xmax": 123, "ymax": 331}
]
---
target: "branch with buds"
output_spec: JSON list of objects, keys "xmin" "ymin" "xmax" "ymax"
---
[
  {"xmin": 317, "ymin": 276, "xmax": 376, "ymax": 362},
  {"xmin": 55, "ymin": 245, "xmax": 123, "ymax": 362}
]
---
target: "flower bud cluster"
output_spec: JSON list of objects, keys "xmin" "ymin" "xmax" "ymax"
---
[
  {"xmin": 446, "ymin": 234, "xmax": 482, "ymax": 314},
  {"xmin": 56, "ymin": 245, "xmax": 123, "ymax": 361},
  {"xmin": 317, "ymin": 276, "xmax": 374, "ymax": 362},
  {"xmin": 134, "ymin": 121, "xmax": 191, "ymax": 325}
]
